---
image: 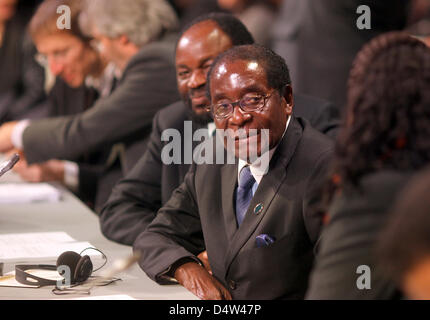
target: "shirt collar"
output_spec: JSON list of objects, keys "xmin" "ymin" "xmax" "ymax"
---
[
  {"xmin": 207, "ymin": 122, "xmax": 216, "ymax": 137},
  {"xmin": 85, "ymin": 63, "xmax": 118, "ymax": 98},
  {"xmin": 238, "ymin": 115, "xmax": 291, "ymax": 185}
]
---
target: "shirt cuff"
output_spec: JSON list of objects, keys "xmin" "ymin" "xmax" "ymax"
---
[
  {"xmin": 157, "ymin": 256, "xmax": 203, "ymax": 284},
  {"xmin": 11, "ymin": 120, "xmax": 30, "ymax": 149},
  {"xmin": 63, "ymin": 161, "xmax": 79, "ymax": 193}
]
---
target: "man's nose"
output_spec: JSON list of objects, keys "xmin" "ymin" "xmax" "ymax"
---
[
  {"xmin": 49, "ymin": 59, "xmax": 65, "ymax": 76},
  {"xmin": 188, "ymin": 69, "xmax": 206, "ymax": 89},
  {"xmin": 229, "ymin": 104, "xmax": 252, "ymax": 126}
]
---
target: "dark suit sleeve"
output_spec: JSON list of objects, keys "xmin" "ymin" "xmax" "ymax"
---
[
  {"xmin": 305, "ymin": 198, "xmax": 399, "ymax": 299},
  {"xmin": 305, "ymin": 174, "xmax": 408, "ymax": 299},
  {"xmin": 132, "ymin": 164, "xmax": 205, "ymax": 284},
  {"xmin": 22, "ymin": 54, "xmax": 177, "ymax": 164},
  {"xmin": 99, "ymin": 112, "xmax": 165, "ymax": 245},
  {"xmin": 1, "ymin": 34, "xmax": 46, "ymax": 121}
]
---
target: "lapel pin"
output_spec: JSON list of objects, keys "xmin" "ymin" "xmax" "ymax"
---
[{"xmin": 254, "ymin": 203, "xmax": 264, "ymax": 215}]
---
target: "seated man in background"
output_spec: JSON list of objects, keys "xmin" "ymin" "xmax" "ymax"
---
[
  {"xmin": 133, "ymin": 44, "xmax": 334, "ymax": 300},
  {"xmin": 0, "ymin": 0, "xmax": 180, "ymax": 212},
  {"xmin": 378, "ymin": 166, "xmax": 430, "ymax": 300},
  {"xmin": 10, "ymin": 0, "xmax": 116, "ymax": 209},
  {"xmin": 0, "ymin": 0, "xmax": 46, "ymax": 123},
  {"xmin": 101, "ymin": 12, "xmax": 339, "ymax": 247}
]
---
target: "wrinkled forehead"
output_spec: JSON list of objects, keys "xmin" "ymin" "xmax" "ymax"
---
[{"xmin": 210, "ymin": 59, "xmax": 269, "ymax": 93}]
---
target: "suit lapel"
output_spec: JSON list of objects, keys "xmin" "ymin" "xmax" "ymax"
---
[{"xmin": 222, "ymin": 117, "xmax": 304, "ymax": 276}]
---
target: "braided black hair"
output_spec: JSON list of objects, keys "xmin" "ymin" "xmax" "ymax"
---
[{"xmin": 334, "ymin": 32, "xmax": 430, "ymax": 188}]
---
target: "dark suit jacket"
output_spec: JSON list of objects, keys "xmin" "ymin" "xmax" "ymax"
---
[
  {"xmin": 294, "ymin": 93, "xmax": 339, "ymax": 138},
  {"xmin": 44, "ymin": 78, "xmax": 118, "ymax": 211},
  {"xmin": 306, "ymin": 171, "xmax": 412, "ymax": 300},
  {"xmin": 271, "ymin": 0, "xmax": 409, "ymax": 109},
  {"xmin": 100, "ymin": 101, "xmax": 201, "ymax": 244},
  {"xmin": 21, "ymin": 33, "xmax": 180, "ymax": 177},
  {"xmin": 0, "ymin": 16, "xmax": 46, "ymax": 123},
  {"xmin": 133, "ymin": 117, "xmax": 334, "ymax": 299},
  {"xmin": 100, "ymin": 95, "xmax": 338, "ymax": 245}
]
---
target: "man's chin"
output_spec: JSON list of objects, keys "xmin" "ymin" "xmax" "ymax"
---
[
  {"xmin": 63, "ymin": 77, "xmax": 83, "ymax": 88},
  {"xmin": 187, "ymin": 105, "xmax": 212, "ymax": 126},
  {"xmin": 192, "ymin": 105, "xmax": 209, "ymax": 116}
]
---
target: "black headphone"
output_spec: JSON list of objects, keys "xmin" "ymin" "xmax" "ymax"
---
[{"xmin": 15, "ymin": 248, "xmax": 106, "ymax": 287}]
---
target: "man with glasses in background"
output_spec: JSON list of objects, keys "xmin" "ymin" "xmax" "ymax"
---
[
  {"xmin": 133, "ymin": 44, "xmax": 334, "ymax": 300},
  {"xmin": 0, "ymin": 0, "xmax": 180, "ymax": 212},
  {"xmin": 7, "ymin": 0, "xmax": 118, "ymax": 210}
]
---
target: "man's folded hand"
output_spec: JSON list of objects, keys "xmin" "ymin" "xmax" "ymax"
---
[{"xmin": 174, "ymin": 262, "xmax": 232, "ymax": 300}]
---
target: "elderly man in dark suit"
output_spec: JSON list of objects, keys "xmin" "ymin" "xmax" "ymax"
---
[
  {"xmin": 100, "ymin": 12, "xmax": 339, "ymax": 247},
  {"xmin": 133, "ymin": 44, "xmax": 334, "ymax": 300},
  {"xmin": 0, "ymin": 0, "xmax": 180, "ymax": 212}
]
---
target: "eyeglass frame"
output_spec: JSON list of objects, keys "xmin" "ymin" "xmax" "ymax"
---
[
  {"xmin": 209, "ymin": 90, "xmax": 278, "ymax": 120},
  {"xmin": 34, "ymin": 38, "xmax": 92, "ymax": 68}
]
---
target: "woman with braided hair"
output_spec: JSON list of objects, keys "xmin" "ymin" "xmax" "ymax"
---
[{"xmin": 306, "ymin": 32, "xmax": 430, "ymax": 300}]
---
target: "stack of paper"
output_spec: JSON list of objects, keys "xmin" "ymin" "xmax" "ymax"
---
[
  {"xmin": 0, "ymin": 183, "xmax": 61, "ymax": 203},
  {"xmin": 0, "ymin": 232, "xmax": 102, "ymax": 262},
  {"xmin": 0, "ymin": 232, "xmax": 103, "ymax": 288}
]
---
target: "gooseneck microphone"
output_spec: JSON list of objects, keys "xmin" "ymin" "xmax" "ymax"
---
[{"xmin": 0, "ymin": 153, "xmax": 20, "ymax": 178}]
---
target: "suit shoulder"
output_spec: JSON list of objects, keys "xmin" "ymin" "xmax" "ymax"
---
[
  {"xmin": 294, "ymin": 93, "xmax": 334, "ymax": 109},
  {"xmin": 330, "ymin": 171, "xmax": 413, "ymax": 222},
  {"xmin": 126, "ymin": 34, "xmax": 177, "ymax": 69},
  {"xmin": 294, "ymin": 94, "xmax": 337, "ymax": 118},
  {"xmin": 299, "ymin": 119, "xmax": 334, "ymax": 156},
  {"xmin": 153, "ymin": 101, "xmax": 190, "ymax": 132}
]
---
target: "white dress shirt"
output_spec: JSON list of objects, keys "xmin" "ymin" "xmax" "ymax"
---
[{"xmin": 237, "ymin": 115, "xmax": 291, "ymax": 195}]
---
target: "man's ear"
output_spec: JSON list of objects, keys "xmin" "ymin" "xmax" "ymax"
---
[{"xmin": 282, "ymin": 84, "xmax": 293, "ymax": 114}]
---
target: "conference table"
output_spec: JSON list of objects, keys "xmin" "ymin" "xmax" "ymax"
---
[{"xmin": 0, "ymin": 170, "xmax": 196, "ymax": 300}]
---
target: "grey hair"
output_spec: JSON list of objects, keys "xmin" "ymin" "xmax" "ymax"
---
[{"xmin": 81, "ymin": 0, "xmax": 178, "ymax": 47}]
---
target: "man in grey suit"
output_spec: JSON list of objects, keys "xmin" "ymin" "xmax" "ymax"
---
[
  {"xmin": 0, "ymin": 0, "xmax": 180, "ymax": 212},
  {"xmin": 133, "ymin": 45, "xmax": 334, "ymax": 300}
]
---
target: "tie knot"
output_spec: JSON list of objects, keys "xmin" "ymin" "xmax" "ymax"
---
[{"xmin": 239, "ymin": 166, "xmax": 255, "ymax": 189}]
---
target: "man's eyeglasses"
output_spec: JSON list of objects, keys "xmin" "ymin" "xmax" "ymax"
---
[
  {"xmin": 34, "ymin": 46, "xmax": 75, "ymax": 67},
  {"xmin": 210, "ymin": 91, "xmax": 276, "ymax": 120}
]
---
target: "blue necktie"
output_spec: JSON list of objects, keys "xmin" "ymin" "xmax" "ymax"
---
[{"xmin": 235, "ymin": 166, "xmax": 256, "ymax": 227}]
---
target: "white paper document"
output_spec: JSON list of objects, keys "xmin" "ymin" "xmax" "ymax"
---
[
  {"xmin": 0, "ymin": 232, "xmax": 101, "ymax": 262},
  {"xmin": 0, "ymin": 183, "xmax": 61, "ymax": 203}
]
